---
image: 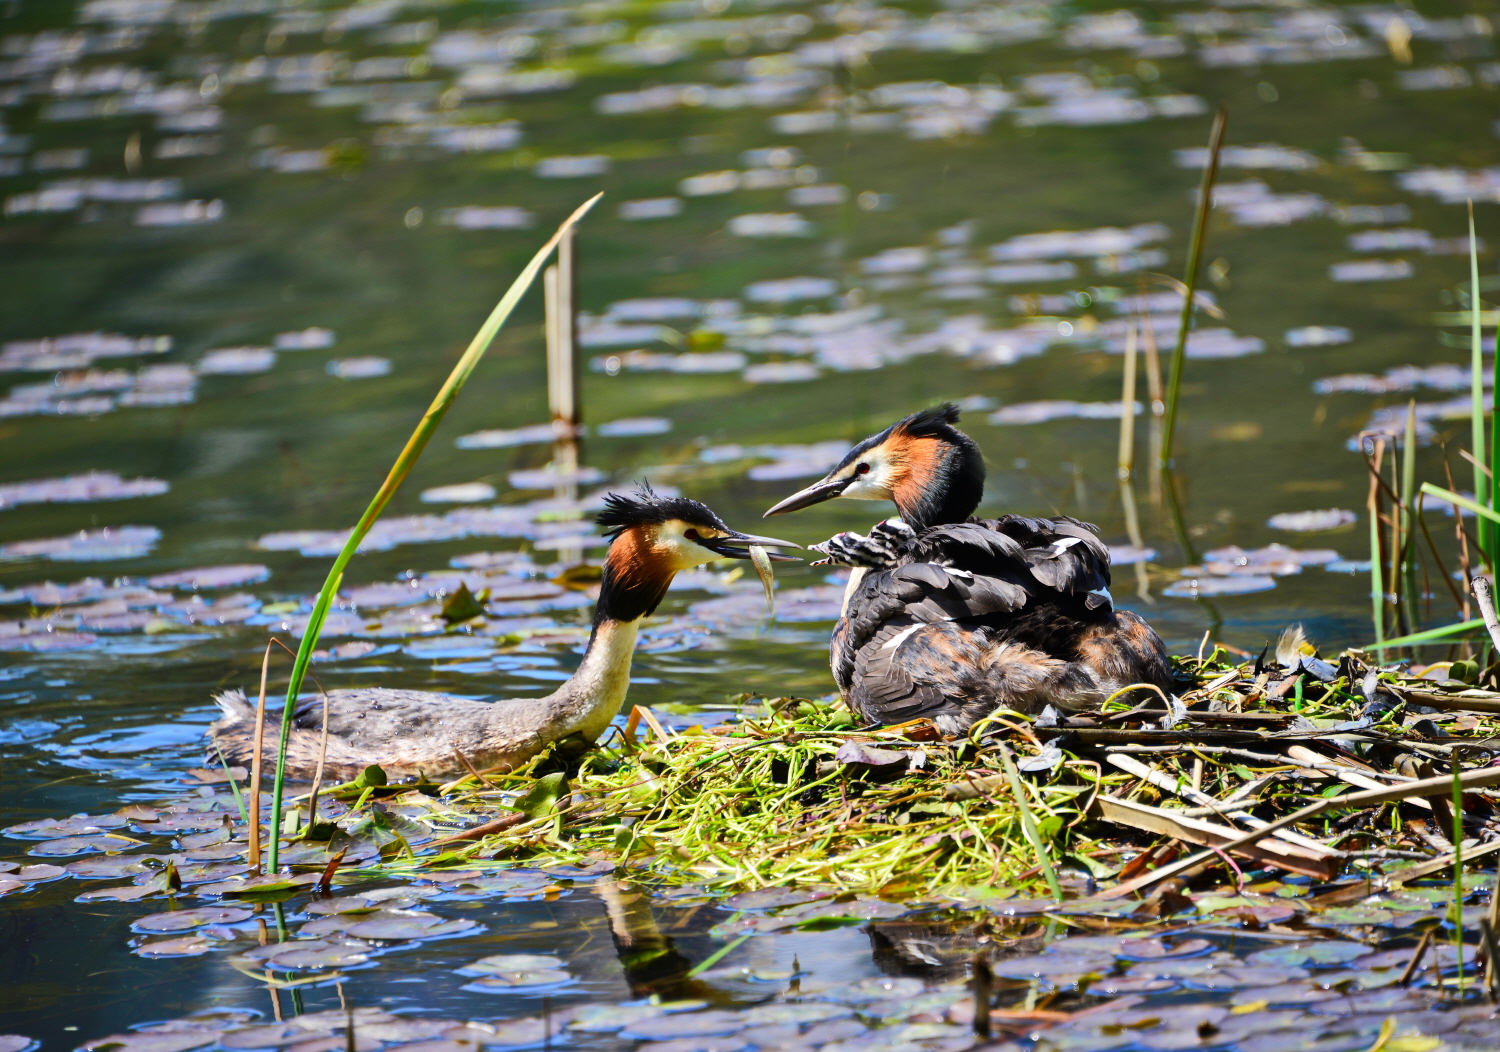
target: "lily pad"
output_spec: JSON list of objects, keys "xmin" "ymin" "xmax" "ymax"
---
[
  {"xmin": 81, "ymin": 1032, "xmax": 220, "ymax": 1052},
  {"xmin": 338, "ymin": 909, "xmax": 480, "ymax": 941},
  {"xmin": 133, "ymin": 907, "xmax": 252, "ymax": 933},
  {"xmin": 741, "ymin": 1003, "xmax": 851, "ymax": 1027},
  {"xmin": 822, "ymin": 976, "xmax": 926, "ymax": 1004},
  {"xmin": 135, "ymin": 936, "xmax": 212, "ymax": 958},
  {"xmin": 76, "ymin": 884, "xmax": 161, "ymax": 903},
  {"xmin": 464, "ymin": 971, "xmax": 572, "ymax": 990},
  {"xmin": 66, "ymin": 855, "xmax": 162, "ymax": 879},
  {"xmin": 458, "ymin": 953, "xmax": 567, "ymax": 975},
  {"xmin": 1247, "ymin": 942, "xmax": 1370, "ymax": 968},
  {"xmin": 1231, "ymin": 982, "xmax": 1339, "ymax": 1007},
  {"xmin": 265, "ymin": 945, "xmax": 370, "ymax": 971},
  {"xmin": 720, "ymin": 887, "xmax": 829, "ymax": 912},
  {"xmin": 568, "ymin": 1005, "xmax": 670, "ymax": 1033},
  {"xmin": 0, "ymin": 879, "xmax": 24, "ymax": 897},
  {"xmin": 4, "ymin": 815, "xmax": 127, "ymax": 839},
  {"xmin": 621, "ymin": 1011, "xmax": 747, "ymax": 1041},
  {"xmin": 220, "ymin": 1025, "xmax": 338, "ymax": 1049},
  {"xmin": 991, "ymin": 953, "xmax": 1117, "ymax": 980},
  {"xmin": 29, "ymin": 836, "xmax": 137, "ymax": 857},
  {"xmin": 16, "ymin": 864, "xmax": 66, "ymax": 882},
  {"xmin": 0, "ymin": 1037, "xmax": 37, "ymax": 1052},
  {"xmin": 634, "ymin": 1040, "xmax": 747, "ymax": 1052}
]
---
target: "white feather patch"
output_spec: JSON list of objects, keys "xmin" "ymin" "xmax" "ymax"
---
[{"xmin": 881, "ymin": 623, "xmax": 925, "ymax": 651}]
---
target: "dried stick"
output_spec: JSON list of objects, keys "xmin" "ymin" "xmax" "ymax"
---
[
  {"xmin": 1474, "ymin": 575, "xmax": 1500, "ymax": 655},
  {"xmin": 1400, "ymin": 928, "xmax": 1434, "ymax": 987}
]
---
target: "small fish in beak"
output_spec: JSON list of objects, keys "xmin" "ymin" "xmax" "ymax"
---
[{"xmin": 748, "ymin": 544, "xmax": 776, "ymax": 617}]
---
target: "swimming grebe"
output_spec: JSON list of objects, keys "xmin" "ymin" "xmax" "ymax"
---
[
  {"xmin": 208, "ymin": 487, "xmax": 799, "ymax": 781},
  {"xmin": 763, "ymin": 404, "xmax": 1172, "ymax": 734}
]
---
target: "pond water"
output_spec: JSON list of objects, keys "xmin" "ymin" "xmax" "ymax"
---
[{"xmin": 6, "ymin": 0, "xmax": 1500, "ymax": 1045}]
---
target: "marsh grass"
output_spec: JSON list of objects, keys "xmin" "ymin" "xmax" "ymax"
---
[{"xmin": 263, "ymin": 195, "xmax": 602, "ymax": 871}]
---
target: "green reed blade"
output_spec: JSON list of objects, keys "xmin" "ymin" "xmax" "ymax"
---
[
  {"xmin": 1366, "ymin": 618, "xmax": 1485, "ymax": 650},
  {"xmin": 998, "ymin": 747, "xmax": 1063, "ymax": 900},
  {"xmin": 1159, "ymin": 105, "xmax": 1227, "ymax": 472},
  {"xmin": 1471, "ymin": 201, "xmax": 1490, "ymax": 565},
  {"xmin": 263, "ymin": 194, "xmax": 602, "ymax": 873},
  {"xmin": 1420, "ymin": 482, "xmax": 1500, "ymax": 526}
]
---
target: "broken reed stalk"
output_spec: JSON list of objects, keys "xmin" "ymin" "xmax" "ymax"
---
[
  {"xmin": 1140, "ymin": 291, "xmax": 1166, "ymax": 508},
  {"xmin": 263, "ymin": 194, "xmax": 603, "ymax": 873},
  {"xmin": 305, "ymin": 684, "xmax": 331, "ymax": 831},
  {"xmin": 1400, "ymin": 402, "xmax": 1419, "ymax": 634},
  {"xmin": 1117, "ymin": 320, "xmax": 1151, "ymax": 600},
  {"xmin": 1098, "ymin": 762, "xmax": 1500, "ymax": 898},
  {"xmin": 1158, "ymin": 104, "xmax": 1227, "ymax": 474},
  {"xmin": 1471, "ymin": 201, "xmax": 1493, "ymax": 566},
  {"xmin": 1453, "ymin": 746, "xmax": 1467, "ymax": 992},
  {"xmin": 1368, "ymin": 436, "xmax": 1388, "ymax": 647},
  {"xmin": 247, "ymin": 638, "xmax": 275, "ymax": 874}
]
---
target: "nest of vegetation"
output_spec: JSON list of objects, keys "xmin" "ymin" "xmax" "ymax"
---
[{"xmin": 308, "ymin": 640, "xmax": 1500, "ymax": 909}]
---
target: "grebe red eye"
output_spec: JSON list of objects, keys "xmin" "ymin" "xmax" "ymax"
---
[
  {"xmin": 855, "ymin": 463, "xmax": 870, "ymax": 475},
  {"xmin": 684, "ymin": 528, "xmax": 700, "ymax": 541}
]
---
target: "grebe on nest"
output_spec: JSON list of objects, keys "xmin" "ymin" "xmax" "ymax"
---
[
  {"xmin": 763, "ymin": 404, "xmax": 1172, "ymax": 735},
  {"xmin": 209, "ymin": 487, "xmax": 798, "ymax": 782}
]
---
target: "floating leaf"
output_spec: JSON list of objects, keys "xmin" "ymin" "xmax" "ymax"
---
[
  {"xmin": 464, "ymin": 970, "xmax": 572, "ymax": 990},
  {"xmin": 4, "ymin": 815, "xmax": 126, "ymax": 839},
  {"xmin": 81, "ymin": 1032, "xmax": 219, "ymax": 1052},
  {"xmin": 133, "ymin": 907, "xmax": 252, "ymax": 933},
  {"xmin": 76, "ymin": 884, "xmax": 160, "ymax": 903},
  {"xmin": 0, "ymin": 1037, "xmax": 37, "ymax": 1052},
  {"xmin": 620, "ymin": 1011, "xmax": 747, "ymax": 1041},
  {"xmin": 263, "ymin": 945, "xmax": 370, "ymax": 971},
  {"xmin": 28, "ymin": 836, "xmax": 136, "ymax": 857},
  {"xmin": 135, "ymin": 936, "xmax": 212, "ymax": 958},
  {"xmin": 567, "ymin": 1006, "xmax": 669, "ymax": 1033},
  {"xmin": 822, "ymin": 976, "xmax": 926, "ymax": 1004},
  {"xmin": 219, "ymin": 1024, "xmax": 338, "ymax": 1050},
  {"xmin": 458, "ymin": 953, "xmax": 566, "ymax": 975},
  {"xmin": 514, "ymin": 772, "xmax": 568, "ymax": 820},
  {"xmin": 741, "ymin": 1003, "xmax": 851, "ymax": 1027}
]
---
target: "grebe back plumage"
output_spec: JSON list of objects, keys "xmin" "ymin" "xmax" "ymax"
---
[{"xmin": 764, "ymin": 404, "xmax": 1173, "ymax": 734}]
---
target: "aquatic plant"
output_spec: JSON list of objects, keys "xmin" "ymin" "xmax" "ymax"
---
[{"xmin": 263, "ymin": 195, "xmax": 602, "ymax": 872}]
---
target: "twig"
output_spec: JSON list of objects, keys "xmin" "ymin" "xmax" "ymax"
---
[
  {"xmin": 452, "ymin": 747, "xmax": 491, "ymax": 789},
  {"xmin": 427, "ymin": 811, "xmax": 529, "ymax": 847},
  {"xmin": 1400, "ymin": 928, "xmax": 1434, "ymax": 987},
  {"xmin": 306, "ymin": 678, "xmax": 332, "ymax": 829},
  {"xmin": 1474, "ymin": 575, "xmax": 1500, "ymax": 654},
  {"xmin": 1099, "ymin": 763, "xmax": 1500, "ymax": 898}
]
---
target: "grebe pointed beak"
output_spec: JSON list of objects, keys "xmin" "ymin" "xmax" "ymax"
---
[
  {"xmin": 696, "ymin": 529, "xmax": 803, "ymax": 561},
  {"xmin": 762, "ymin": 475, "xmax": 852, "ymax": 517}
]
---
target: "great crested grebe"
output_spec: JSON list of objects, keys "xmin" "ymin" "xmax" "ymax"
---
[
  {"xmin": 763, "ymin": 404, "xmax": 1173, "ymax": 734},
  {"xmin": 209, "ymin": 487, "xmax": 799, "ymax": 781}
]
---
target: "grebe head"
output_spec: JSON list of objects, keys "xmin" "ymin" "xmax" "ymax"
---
[
  {"xmin": 761, "ymin": 403, "xmax": 985, "ymax": 531},
  {"xmin": 596, "ymin": 485, "xmax": 799, "ymax": 622}
]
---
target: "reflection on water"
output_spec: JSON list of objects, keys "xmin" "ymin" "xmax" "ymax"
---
[{"xmin": 5, "ymin": 0, "xmax": 1500, "ymax": 1041}]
